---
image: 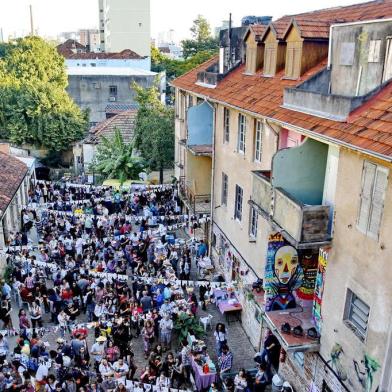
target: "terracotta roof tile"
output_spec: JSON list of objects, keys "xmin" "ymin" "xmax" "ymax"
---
[
  {"xmin": 0, "ymin": 152, "xmax": 28, "ymax": 216},
  {"xmin": 85, "ymin": 110, "xmax": 138, "ymax": 144}
]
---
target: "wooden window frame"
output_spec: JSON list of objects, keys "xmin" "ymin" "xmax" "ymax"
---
[
  {"xmin": 223, "ymin": 108, "xmax": 230, "ymax": 143},
  {"xmin": 221, "ymin": 172, "xmax": 228, "ymax": 206},
  {"xmin": 254, "ymin": 120, "xmax": 263, "ymax": 162},
  {"xmin": 234, "ymin": 184, "xmax": 243, "ymax": 221},
  {"xmin": 237, "ymin": 114, "xmax": 246, "ymax": 154}
]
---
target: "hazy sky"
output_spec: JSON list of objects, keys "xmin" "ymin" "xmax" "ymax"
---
[{"xmin": 0, "ymin": 0, "xmax": 371, "ymax": 41}]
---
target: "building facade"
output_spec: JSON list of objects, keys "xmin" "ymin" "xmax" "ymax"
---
[
  {"xmin": 0, "ymin": 151, "xmax": 32, "ymax": 249},
  {"xmin": 99, "ymin": 0, "xmax": 151, "ymax": 60},
  {"xmin": 66, "ymin": 67, "xmax": 163, "ymax": 125},
  {"xmin": 172, "ymin": 2, "xmax": 392, "ymax": 391}
]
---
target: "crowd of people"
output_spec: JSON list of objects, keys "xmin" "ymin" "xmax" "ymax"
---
[{"xmin": 0, "ymin": 181, "xmax": 292, "ymax": 392}]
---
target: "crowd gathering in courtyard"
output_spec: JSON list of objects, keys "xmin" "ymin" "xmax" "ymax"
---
[{"xmin": 0, "ymin": 181, "xmax": 289, "ymax": 392}]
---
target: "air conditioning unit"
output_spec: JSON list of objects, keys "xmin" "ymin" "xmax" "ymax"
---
[{"xmin": 109, "ymin": 96, "xmax": 116, "ymax": 102}]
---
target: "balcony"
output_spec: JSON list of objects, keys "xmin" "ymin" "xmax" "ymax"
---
[
  {"xmin": 251, "ymin": 171, "xmax": 330, "ymax": 248},
  {"xmin": 179, "ymin": 176, "xmax": 211, "ymax": 215}
]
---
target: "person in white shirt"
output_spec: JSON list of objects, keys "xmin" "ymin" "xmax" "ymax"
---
[
  {"xmin": 98, "ymin": 358, "xmax": 114, "ymax": 377},
  {"xmin": 113, "ymin": 358, "xmax": 129, "ymax": 384}
]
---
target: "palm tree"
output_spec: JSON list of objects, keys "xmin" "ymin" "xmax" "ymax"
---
[{"xmin": 91, "ymin": 128, "xmax": 147, "ymax": 185}]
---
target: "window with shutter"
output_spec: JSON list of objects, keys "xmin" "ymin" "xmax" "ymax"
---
[
  {"xmin": 254, "ymin": 120, "xmax": 262, "ymax": 162},
  {"xmin": 264, "ymin": 46, "xmax": 277, "ymax": 76},
  {"xmin": 383, "ymin": 38, "xmax": 392, "ymax": 82},
  {"xmin": 368, "ymin": 40, "xmax": 381, "ymax": 63},
  {"xmin": 237, "ymin": 114, "xmax": 246, "ymax": 153},
  {"xmin": 357, "ymin": 161, "xmax": 388, "ymax": 239},
  {"xmin": 234, "ymin": 185, "xmax": 243, "ymax": 221},
  {"xmin": 344, "ymin": 289, "xmax": 370, "ymax": 342},
  {"xmin": 221, "ymin": 172, "xmax": 228, "ymax": 206}
]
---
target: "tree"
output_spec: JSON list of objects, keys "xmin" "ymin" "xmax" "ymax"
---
[
  {"xmin": 0, "ymin": 36, "xmax": 87, "ymax": 152},
  {"xmin": 182, "ymin": 15, "xmax": 219, "ymax": 59},
  {"xmin": 190, "ymin": 15, "xmax": 212, "ymax": 42},
  {"xmin": 133, "ymin": 82, "xmax": 175, "ymax": 184},
  {"xmin": 91, "ymin": 128, "xmax": 147, "ymax": 185}
]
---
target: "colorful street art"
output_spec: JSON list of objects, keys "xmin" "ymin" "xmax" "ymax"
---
[
  {"xmin": 264, "ymin": 233, "xmax": 303, "ymax": 311},
  {"xmin": 313, "ymin": 248, "xmax": 329, "ymax": 333},
  {"xmin": 327, "ymin": 343, "xmax": 381, "ymax": 392},
  {"xmin": 353, "ymin": 354, "xmax": 381, "ymax": 392},
  {"xmin": 297, "ymin": 252, "xmax": 319, "ymax": 300},
  {"xmin": 328, "ymin": 343, "xmax": 348, "ymax": 381}
]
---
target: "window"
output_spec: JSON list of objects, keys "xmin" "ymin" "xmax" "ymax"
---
[
  {"xmin": 339, "ymin": 42, "xmax": 355, "ymax": 66},
  {"xmin": 187, "ymin": 95, "xmax": 193, "ymax": 108},
  {"xmin": 221, "ymin": 172, "xmax": 228, "ymax": 206},
  {"xmin": 237, "ymin": 114, "xmax": 246, "ymax": 153},
  {"xmin": 357, "ymin": 161, "xmax": 388, "ymax": 239},
  {"xmin": 246, "ymin": 45, "xmax": 257, "ymax": 74},
  {"xmin": 254, "ymin": 120, "xmax": 263, "ymax": 162},
  {"xmin": 344, "ymin": 289, "xmax": 370, "ymax": 341},
  {"xmin": 368, "ymin": 40, "xmax": 382, "ymax": 63},
  {"xmin": 234, "ymin": 185, "xmax": 243, "ymax": 221},
  {"xmin": 249, "ymin": 207, "xmax": 258, "ymax": 238},
  {"xmin": 109, "ymin": 85, "xmax": 117, "ymax": 96},
  {"xmin": 264, "ymin": 43, "xmax": 277, "ymax": 76},
  {"xmin": 223, "ymin": 108, "xmax": 230, "ymax": 143},
  {"xmin": 383, "ymin": 37, "xmax": 392, "ymax": 82},
  {"xmin": 285, "ymin": 42, "xmax": 302, "ymax": 79}
]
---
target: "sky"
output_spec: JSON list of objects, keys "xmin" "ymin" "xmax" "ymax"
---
[{"xmin": 0, "ymin": 0, "xmax": 372, "ymax": 41}]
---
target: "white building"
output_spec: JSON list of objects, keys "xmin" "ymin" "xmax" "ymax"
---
[{"xmin": 99, "ymin": 0, "xmax": 151, "ymax": 59}]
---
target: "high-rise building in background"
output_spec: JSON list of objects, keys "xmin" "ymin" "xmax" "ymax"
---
[
  {"xmin": 79, "ymin": 29, "xmax": 101, "ymax": 52},
  {"xmin": 98, "ymin": 0, "xmax": 151, "ymax": 59}
]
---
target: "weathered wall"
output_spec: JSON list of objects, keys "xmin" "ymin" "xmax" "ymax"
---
[
  {"xmin": 272, "ymin": 138, "xmax": 328, "ymax": 205},
  {"xmin": 186, "ymin": 152, "xmax": 211, "ymax": 195},
  {"xmin": 319, "ymin": 149, "xmax": 392, "ymax": 392},
  {"xmin": 331, "ymin": 20, "xmax": 392, "ymax": 96},
  {"xmin": 212, "ymin": 104, "xmax": 278, "ymax": 279},
  {"xmin": 67, "ymin": 74, "xmax": 155, "ymax": 123}
]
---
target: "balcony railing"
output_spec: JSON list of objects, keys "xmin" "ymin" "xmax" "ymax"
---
[
  {"xmin": 251, "ymin": 171, "xmax": 330, "ymax": 247},
  {"xmin": 179, "ymin": 176, "xmax": 211, "ymax": 214}
]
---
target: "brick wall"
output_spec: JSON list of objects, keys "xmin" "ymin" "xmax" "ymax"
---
[{"xmin": 279, "ymin": 352, "xmax": 348, "ymax": 392}]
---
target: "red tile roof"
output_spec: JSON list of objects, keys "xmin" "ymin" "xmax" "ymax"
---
[
  {"xmin": 264, "ymin": 0, "xmax": 392, "ymax": 40},
  {"xmin": 85, "ymin": 110, "xmax": 138, "ymax": 144},
  {"xmin": 172, "ymin": 1, "xmax": 392, "ymax": 159},
  {"xmin": 249, "ymin": 25, "xmax": 267, "ymax": 41},
  {"xmin": 0, "ymin": 152, "xmax": 28, "ymax": 216},
  {"xmin": 57, "ymin": 40, "xmax": 144, "ymax": 60}
]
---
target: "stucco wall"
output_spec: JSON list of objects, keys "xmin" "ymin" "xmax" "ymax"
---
[
  {"xmin": 319, "ymin": 149, "xmax": 392, "ymax": 392},
  {"xmin": 186, "ymin": 152, "xmax": 211, "ymax": 195},
  {"xmin": 212, "ymin": 104, "xmax": 278, "ymax": 278}
]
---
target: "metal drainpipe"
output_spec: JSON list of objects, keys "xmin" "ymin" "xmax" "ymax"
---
[{"xmin": 208, "ymin": 102, "xmax": 217, "ymax": 257}]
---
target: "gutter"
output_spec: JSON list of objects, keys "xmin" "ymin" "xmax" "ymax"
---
[{"xmin": 170, "ymin": 86, "xmax": 392, "ymax": 163}]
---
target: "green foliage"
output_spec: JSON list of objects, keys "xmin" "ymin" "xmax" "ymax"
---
[
  {"xmin": 182, "ymin": 15, "xmax": 219, "ymax": 59},
  {"xmin": 151, "ymin": 49, "xmax": 215, "ymax": 80},
  {"xmin": 173, "ymin": 312, "xmax": 205, "ymax": 340},
  {"xmin": 91, "ymin": 128, "xmax": 147, "ymax": 185},
  {"xmin": 133, "ymin": 82, "xmax": 174, "ymax": 183},
  {"xmin": 151, "ymin": 14, "xmax": 217, "ymax": 79},
  {"xmin": 0, "ymin": 36, "xmax": 87, "ymax": 151},
  {"xmin": 190, "ymin": 15, "xmax": 212, "ymax": 42}
]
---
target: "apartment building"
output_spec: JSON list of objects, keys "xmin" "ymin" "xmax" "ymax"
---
[
  {"xmin": 172, "ymin": 1, "xmax": 392, "ymax": 391},
  {"xmin": 98, "ymin": 0, "xmax": 151, "ymax": 61}
]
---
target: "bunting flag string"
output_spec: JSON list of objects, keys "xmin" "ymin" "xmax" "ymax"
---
[{"xmin": 33, "ymin": 179, "xmax": 176, "ymax": 191}]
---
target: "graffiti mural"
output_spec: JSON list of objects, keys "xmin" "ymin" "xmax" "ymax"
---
[
  {"xmin": 353, "ymin": 354, "xmax": 381, "ymax": 392},
  {"xmin": 264, "ymin": 233, "xmax": 303, "ymax": 311},
  {"xmin": 313, "ymin": 248, "xmax": 329, "ymax": 333},
  {"xmin": 327, "ymin": 343, "xmax": 348, "ymax": 381},
  {"xmin": 297, "ymin": 252, "xmax": 318, "ymax": 300},
  {"xmin": 326, "ymin": 343, "xmax": 381, "ymax": 392}
]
